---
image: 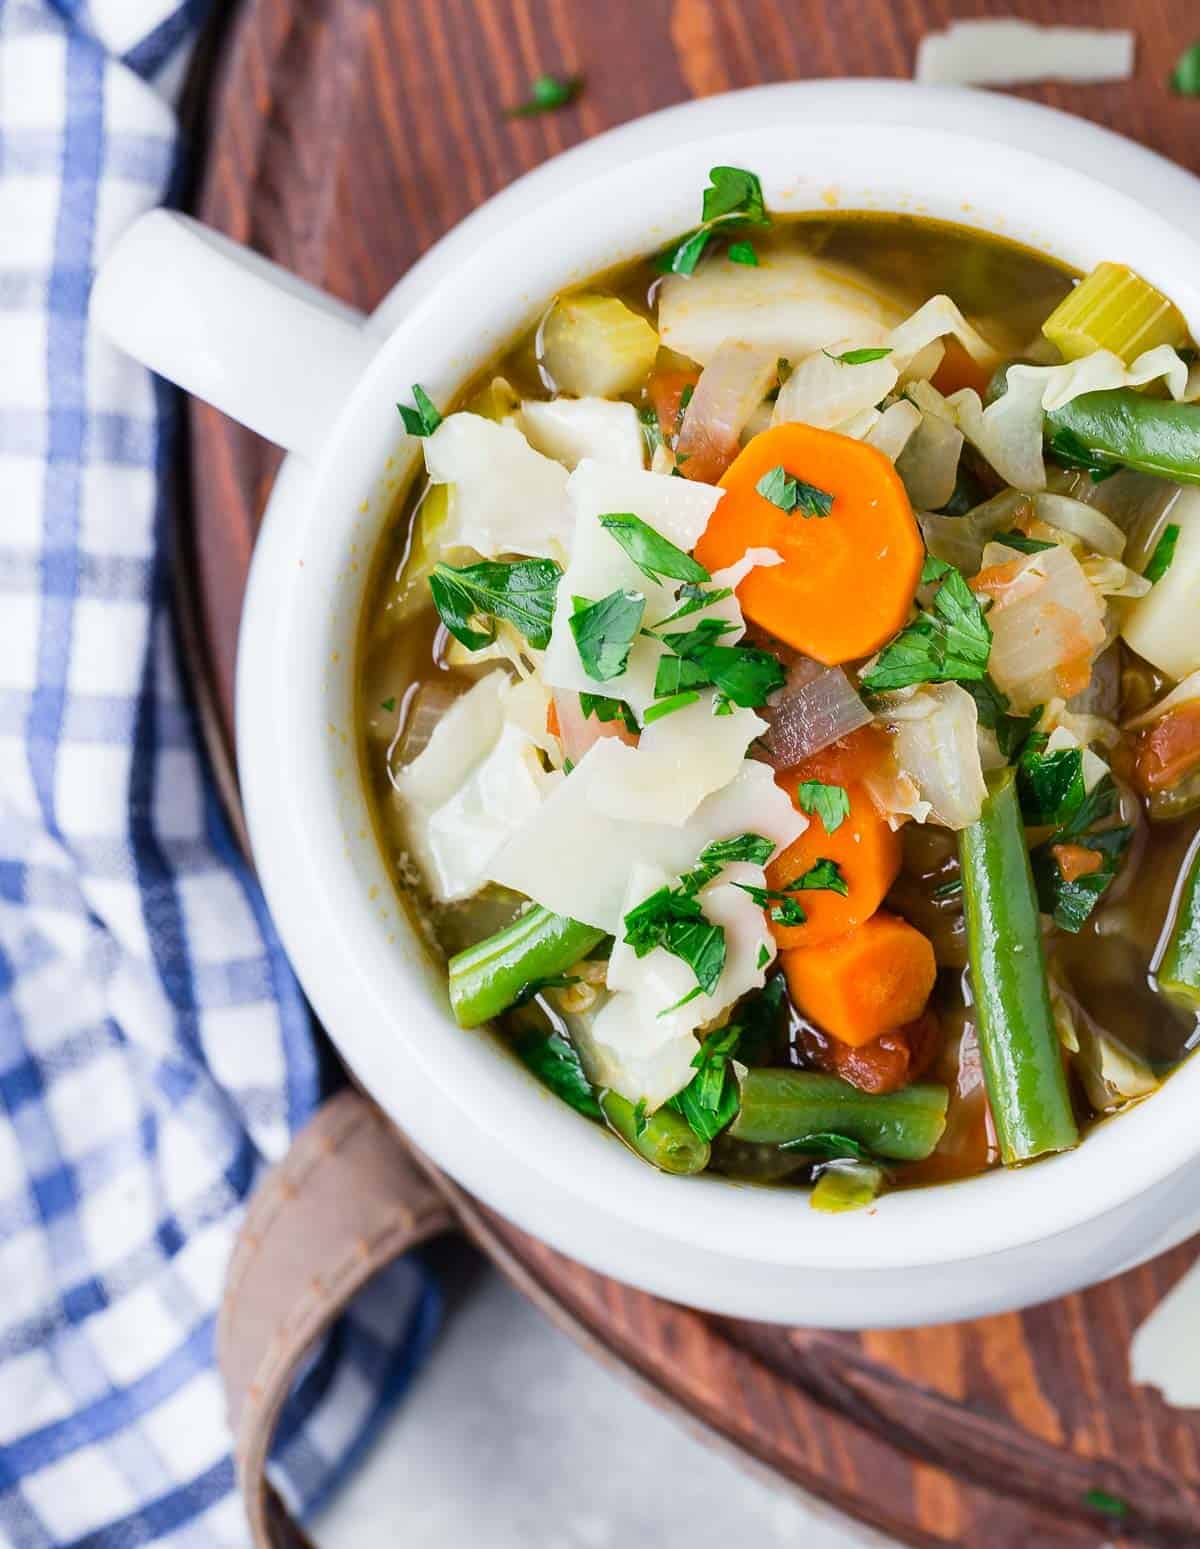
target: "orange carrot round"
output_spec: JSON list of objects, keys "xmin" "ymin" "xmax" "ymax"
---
[
  {"xmin": 780, "ymin": 913, "xmax": 937, "ymax": 1049},
  {"xmin": 694, "ymin": 424, "xmax": 923, "ymax": 665}
]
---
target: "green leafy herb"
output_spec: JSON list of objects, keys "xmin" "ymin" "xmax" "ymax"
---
[
  {"xmin": 1170, "ymin": 41, "xmax": 1200, "ymax": 95},
  {"xmin": 966, "ymin": 676, "xmax": 1041, "ymax": 761},
  {"xmin": 755, "ymin": 464, "xmax": 835, "ymax": 518},
  {"xmin": 563, "ymin": 757, "xmax": 575, "ymax": 775},
  {"xmin": 380, "ymin": 697, "xmax": 397, "ymax": 713},
  {"xmin": 623, "ymin": 885, "xmax": 726, "ymax": 998},
  {"xmin": 667, "ymin": 1026, "xmax": 742, "ymax": 1141},
  {"xmin": 1145, "ymin": 522, "xmax": 1180, "ymax": 584},
  {"xmin": 570, "ymin": 588, "xmax": 645, "ymax": 680},
  {"xmin": 654, "ymin": 651, "xmax": 712, "ymax": 698},
  {"xmin": 676, "ymin": 384, "xmax": 695, "ymax": 430},
  {"xmin": 791, "ymin": 858, "xmax": 849, "ymax": 896},
  {"xmin": 1018, "ymin": 745, "xmax": 1088, "ymax": 828},
  {"xmin": 429, "ymin": 557, "xmax": 563, "ymax": 651},
  {"xmin": 797, "ymin": 780, "xmax": 850, "ymax": 835},
  {"xmin": 861, "ymin": 564, "xmax": 992, "ymax": 693},
  {"xmin": 654, "ymin": 582, "xmax": 734, "ymax": 626},
  {"xmin": 921, "ymin": 554, "xmax": 952, "ymax": 584},
  {"xmin": 1082, "ymin": 1488, "xmax": 1128, "ymax": 1520},
  {"xmin": 727, "ymin": 240, "xmax": 759, "ymax": 266},
  {"xmin": 507, "ymin": 73, "xmax": 583, "ymax": 117},
  {"xmin": 756, "ymin": 942, "xmax": 771, "ymax": 969},
  {"xmin": 638, "ymin": 405, "xmax": 664, "ymax": 461},
  {"xmin": 823, "ymin": 346, "xmax": 893, "ymax": 365},
  {"xmin": 1033, "ymin": 826, "xmax": 1133, "ymax": 932},
  {"xmin": 778, "ymin": 1132, "xmax": 874, "ymax": 1160},
  {"xmin": 514, "ymin": 1031, "xmax": 601, "ymax": 1120},
  {"xmin": 579, "ymin": 692, "xmax": 640, "ymax": 735},
  {"xmin": 998, "ymin": 530, "xmax": 1055, "ymax": 554},
  {"xmin": 643, "ymin": 690, "xmax": 701, "ymax": 724},
  {"xmin": 656, "ymin": 165, "xmax": 770, "ymax": 276},
  {"xmin": 397, "ymin": 384, "xmax": 442, "ymax": 438},
  {"xmin": 657, "ymin": 616, "xmax": 786, "ymax": 708},
  {"xmin": 1046, "ymin": 425, "xmax": 1120, "ymax": 482},
  {"xmin": 599, "ymin": 511, "xmax": 709, "ymax": 585},
  {"xmin": 511, "ymin": 973, "xmax": 581, "ymax": 1009},
  {"xmin": 691, "ymin": 833, "xmax": 777, "ymax": 871},
  {"xmin": 931, "ymin": 877, "xmax": 963, "ymax": 900},
  {"xmin": 632, "ymin": 1097, "xmax": 649, "ymax": 1138}
]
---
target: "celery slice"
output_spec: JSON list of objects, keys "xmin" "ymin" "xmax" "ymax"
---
[
  {"xmin": 1042, "ymin": 262, "xmax": 1189, "ymax": 365},
  {"xmin": 809, "ymin": 1160, "xmax": 885, "ymax": 1213}
]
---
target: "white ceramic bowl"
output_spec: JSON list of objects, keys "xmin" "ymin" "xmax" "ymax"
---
[{"xmin": 93, "ymin": 83, "xmax": 1200, "ymax": 1326}]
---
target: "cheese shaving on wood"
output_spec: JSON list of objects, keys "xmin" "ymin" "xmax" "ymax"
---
[{"xmin": 915, "ymin": 21, "xmax": 1135, "ymax": 87}]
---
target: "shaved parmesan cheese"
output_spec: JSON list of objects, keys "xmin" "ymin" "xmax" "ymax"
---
[
  {"xmin": 395, "ymin": 673, "xmax": 559, "ymax": 901},
  {"xmin": 423, "ymin": 413, "xmax": 572, "ymax": 561},
  {"xmin": 488, "ymin": 758, "xmax": 805, "ymax": 932},
  {"xmin": 915, "ymin": 20, "xmax": 1134, "ymax": 88},
  {"xmin": 1132, "ymin": 1260, "xmax": 1200, "ymax": 1409},
  {"xmin": 658, "ymin": 252, "xmax": 906, "ymax": 367},
  {"xmin": 542, "ymin": 460, "xmax": 724, "ymax": 714},
  {"xmin": 519, "ymin": 397, "xmax": 645, "ymax": 471},
  {"xmin": 588, "ymin": 697, "xmax": 767, "ymax": 826}
]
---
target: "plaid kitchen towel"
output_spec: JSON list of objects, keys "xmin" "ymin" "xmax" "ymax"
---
[{"xmin": 0, "ymin": 3, "xmax": 441, "ymax": 1546}]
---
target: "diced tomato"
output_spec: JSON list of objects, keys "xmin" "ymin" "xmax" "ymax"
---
[
  {"xmin": 1132, "ymin": 702, "xmax": 1200, "ymax": 794},
  {"xmin": 1051, "ymin": 842, "xmax": 1104, "ymax": 885},
  {"xmin": 794, "ymin": 1007, "xmax": 941, "ymax": 1095},
  {"xmin": 646, "ymin": 368, "xmax": 700, "ymax": 443}
]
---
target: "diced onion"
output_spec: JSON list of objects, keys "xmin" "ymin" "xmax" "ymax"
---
[
  {"xmin": 920, "ymin": 489, "xmax": 1032, "ymax": 573},
  {"xmin": 760, "ymin": 663, "xmax": 872, "ymax": 768},
  {"xmin": 392, "ymin": 679, "xmax": 460, "ymax": 768},
  {"xmin": 1032, "ymin": 493, "xmax": 1126, "ymax": 558},
  {"xmin": 867, "ymin": 400, "xmax": 922, "ymax": 462},
  {"xmin": 874, "ymin": 683, "xmax": 987, "ymax": 830},
  {"xmin": 678, "ymin": 340, "xmax": 779, "ymax": 482}
]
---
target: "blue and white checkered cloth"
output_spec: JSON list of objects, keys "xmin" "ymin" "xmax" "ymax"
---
[{"xmin": 0, "ymin": 3, "xmax": 441, "ymax": 1545}]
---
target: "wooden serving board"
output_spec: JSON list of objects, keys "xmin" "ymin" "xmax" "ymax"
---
[{"xmin": 182, "ymin": 3, "xmax": 1200, "ymax": 1544}]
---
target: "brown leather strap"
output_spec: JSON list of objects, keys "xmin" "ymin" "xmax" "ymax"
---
[{"xmin": 218, "ymin": 1091, "xmax": 456, "ymax": 1549}]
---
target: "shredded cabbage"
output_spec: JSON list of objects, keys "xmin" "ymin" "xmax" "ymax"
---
[
  {"xmin": 519, "ymin": 397, "xmax": 645, "ymax": 471},
  {"xmin": 874, "ymin": 683, "xmax": 987, "ymax": 829},
  {"xmin": 424, "ymin": 413, "xmax": 572, "ymax": 561}
]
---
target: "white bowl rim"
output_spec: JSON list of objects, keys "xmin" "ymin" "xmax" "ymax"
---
[{"xmin": 237, "ymin": 82, "xmax": 1200, "ymax": 1276}]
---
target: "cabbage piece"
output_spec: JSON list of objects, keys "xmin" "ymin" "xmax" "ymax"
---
[
  {"xmin": 886, "ymin": 294, "xmax": 999, "ymax": 373},
  {"xmin": 519, "ymin": 397, "xmax": 645, "ymax": 471},
  {"xmin": 1122, "ymin": 487, "xmax": 1200, "ymax": 680},
  {"xmin": 1032, "ymin": 493, "xmax": 1126, "ymax": 558},
  {"xmin": 773, "ymin": 347, "xmax": 898, "ymax": 430},
  {"xmin": 919, "ymin": 490, "xmax": 1032, "ymax": 573},
  {"xmin": 866, "ymin": 400, "xmax": 922, "ymax": 462},
  {"xmin": 424, "ymin": 413, "xmax": 572, "ymax": 561},
  {"xmin": 488, "ymin": 758, "xmax": 805, "ymax": 932},
  {"xmin": 539, "ymin": 293, "xmax": 659, "ymax": 398},
  {"xmin": 874, "ymin": 683, "xmax": 987, "ymax": 829},
  {"xmin": 976, "ymin": 542, "xmax": 1106, "ymax": 712},
  {"xmin": 895, "ymin": 412, "xmax": 964, "ymax": 511},
  {"xmin": 541, "ymin": 460, "xmax": 724, "ymax": 714},
  {"xmin": 394, "ymin": 672, "xmax": 559, "ymax": 902},
  {"xmin": 657, "ymin": 251, "xmax": 905, "ymax": 367},
  {"xmin": 678, "ymin": 341, "xmax": 779, "ymax": 481}
]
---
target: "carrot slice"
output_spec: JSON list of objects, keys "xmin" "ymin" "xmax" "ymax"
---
[
  {"xmin": 780, "ymin": 913, "xmax": 937, "ymax": 1049},
  {"xmin": 694, "ymin": 424, "xmax": 923, "ymax": 665},
  {"xmin": 767, "ymin": 743, "xmax": 901, "ymax": 950}
]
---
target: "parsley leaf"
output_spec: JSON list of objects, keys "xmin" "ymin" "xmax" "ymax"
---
[
  {"xmin": 643, "ymin": 690, "xmax": 700, "ymax": 724},
  {"xmin": 656, "ymin": 165, "xmax": 770, "ymax": 276},
  {"xmin": 507, "ymin": 73, "xmax": 583, "ymax": 116},
  {"xmin": 860, "ymin": 564, "xmax": 991, "ymax": 693},
  {"xmin": 579, "ymin": 692, "xmax": 639, "ymax": 735},
  {"xmin": 667, "ymin": 1025, "xmax": 742, "ymax": 1141},
  {"xmin": 1082, "ymin": 1489, "xmax": 1129, "ymax": 1521},
  {"xmin": 638, "ymin": 405, "xmax": 664, "ymax": 460},
  {"xmin": 823, "ymin": 346, "xmax": 893, "ymax": 365},
  {"xmin": 397, "ymin": 384, "xmax": 442, "ymax": 438},
  {"xmin": 428, "ymin": 557, "xmax": 562, "ymax": 651},
  {"xmin": 599, "ymin": 511, "xmax": 709, "ymax": 585},
  {"xmin": 658, "ymin": 617, "xmax": 786, "ymax": 707},
  {"xmin": 693, "ymin": 833, "xmax": 777, "ymax": 870},
  {"xmin": 623, "ymin": 884, "xmax": 726, "ymax": 997},
  {"xmin": 654, "ymin": 582, "xmax": 734, "ymax": 626},
  {"xmin": 921, "ymin": 554, "xmax": 952, "ymax": 584},
  {"xmin": 755, "ymin": 464, "xmax": 835, "ymax": 517},
  {"xmin": 727, "ymin": 240, "xmax": 759, "ymax": 266},
  {"xmin": 966, "ymin": 676, "xmax": 1041, "ymax": 761},
  {"xmin": 792, "ymin": 858, "xmax": 849, "ymax": 896},
  {"xmin": 997, "ymin": 530, "xmax": 1055, "ymax": 554},
  {"xmin": 1017, "ymin": 745, "xmax": 1087, "ymax": 828},
  {"xmin": 513, "ymin": 1030, "xmax": 601, "ymax": 1120},
  {"xmin": 570, "ymin": 589, "xmax": 645, "ymax": 680},
  {"xmin": 511, "ymin": 974, "xmax": 580, "ymax": 1009},
  {"xmin": 1046, "ymin": 425, "xmax": 1120, "ymax": 482},
  {"xmin": 757, "ymin": 942, "xmax": 771, "ymax": 969},
  {"xmin": 798, "ymin": 780, "xmax": 850, "ymax": 834},
  {"xmin": 779, "ymin": 1132, "xmax": 874, "ymax": 1160},
  {"xmin": 1171, "ymin": 41, "xmax": 1200, "ymax": 95},
  {"xmin": 1145, "ymin": 522, "xmax": 1180, "ymax": 584},
  {"xmin": 1032, "ymin": 826, "xmax": 1132, "ymax": 932},
  {"xmin": 380, "ymin": 697, "xmax": 397, "ymax": 713},
  {"xmin": 632, "ymin": 1097, "xmax": 649, "ymax": 1137}
]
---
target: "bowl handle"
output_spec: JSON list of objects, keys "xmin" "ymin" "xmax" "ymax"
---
[{"xmin": 90, "ymin": 210, "xmax": 377, "ymax": 457}]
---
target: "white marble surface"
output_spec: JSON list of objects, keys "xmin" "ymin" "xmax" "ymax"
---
[{"xmin": 313, "ymin": 1266, "xmax": 886, "ymax": 1549}]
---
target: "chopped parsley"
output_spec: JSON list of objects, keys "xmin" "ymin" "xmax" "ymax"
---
[
  {"xmin": 579, "ymin": 692, "xmax": 639, "ymax": 735},
  {"xmin": 966, "ymin": 676, "xmax": 1041, "ymax": 761},
  {"xmin": 397, "ymin": 383, "xmax": 442, "ymax": 438},
  {"xmin": 727, "ymin": 240, "xmax": 759, "ymax": 266},
  {"xmin": 860, "ymin": 563, "xmax": 991, "ymax": 693},
  {"xmin": 797, "ymin": 780, "xmax": 850, "ymax": 835},
  {"xmin": 1046, "ymin": 424, "xmax": 1120, "ymax": 482},
  {"xmin": 511, "ymin": 973, "xmax": 581, "ymax": 1009},
  {"xmin": 1144, "ymin": 522, "xmax": 1180, "ymax": 584},
  {"xmin": 643, "ymin": 690, "xmax": 701, "ymax": 724},
  {"xmin": 380, "ymin": 696, "xmax": 397, "ymax": 713},
  {"xmin": 507, "ymin": 73, "xmax": 583, "ymax": 117},
  {"xmin": 1082, "ymin": 1488, "xmax": 1128, "ymax": 1520},
  {"xmin": 921, "ymin": 553, "xmax": 952, "ymax": 584},
  {"xmin": 667, "ymin": 1025, "xmax": 742, "ymax": 1140},
  {"xmin": 755, "ymin": 464, "xmax": 835, "ymax": 518},
  {"xmin": 569, "ymin": 588, "xmax": 645, "ymax": 680},
  {"xmin": 1171, "ymin": 41, "xmax": 1200, "ymax": 95},
  {"xmin": 733, "ymin": 883, "xmax": 807, "ymax": 927},
  {"xmin": 756, "ymin": 942, "xmax": 772, "ymax": 969},
  {"xmin": 599, "ymin": 511, "xmax": 709, "ymax": 585},
  {"xmin": 823, "ymin": 346, "xmax": 893, "ymax": 365},
  {"xmin": 657, "ymin": 616, "xmax": 786, "ymax": 708},
  {"xmin": 997, "ymin": 530, "xmax": 1055, "ymax": 554},
  {"xmin": 791, "ymin": 858, "xmax": 849, "ymax": 896},
  {"xmin": 656, "ymin": 165, "xmax": 770, "ymax": 276},
  {"xmin": 1018, "ymin": 744, "xmax": 1091, "ymax": 828},
  {"xmin": 779, "ymin": 1132, "xmax": 874, "ymax": 1160},
  {"xmin": 428, "ymin": 557, "xmax": 562, "ymax": 651},
  {"xmin": 513, "ymin": 1030, "xmax": 601, "ymax": 1120},
  {"xmin": 638, "ymin": 405, "xmax": 664, "ymax": 460},
  {"xmin": 654, "ymin": 582, "xmax": 734, "ymax": 626},
  {"xmin": 1033, "ymin": 828, "xmax": 1132, "ymax": 933},
  {"xmin": 632, "ymin": 1097, "xmax": 649, "ymax": 1137},
  {"xmin": 1020, "ymin": 745, "xmax": 1132, "ymax": 931},
  {"xmin": 690, "ymin": 833, "xmax": 777, "ymax": 874},
  {"xmin": 675, "ymin": 384, "xmax": 695, "ymax": 433}
]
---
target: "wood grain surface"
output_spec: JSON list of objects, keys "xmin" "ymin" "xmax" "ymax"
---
[{"xmin": 182, "ymin": 3, "xmax": 1200, "ymax": 1545}]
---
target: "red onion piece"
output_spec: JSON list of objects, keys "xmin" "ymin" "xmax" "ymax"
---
[
  {"xmin": 553, "ymin": 688, "xmax": 638, "ymax": 764},
  {"xmin": 760, "ymin": 663, "xmax": 872, "ymax": 768}
]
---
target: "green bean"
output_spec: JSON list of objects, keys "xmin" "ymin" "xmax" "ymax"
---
[
  {"xmin": 1045, "ymin": 390, "xmax": 1200, "ymax": 486},
  {"xmin": 1156, "ymin": 841, "xmax": 1200, "ymax": 1009},
  {"xmin": 958, "ymin": 768, "xmax": 1079, "ymax": 1164},
  {"xmin": 729, "ymin": 1071, "xmax": 948, "ymax": 1161},
  {"xmin": 600, "ymin": 1091, "xmax": 711, "ymax": 1175},
  {"xmin": 447, "ymin": 907, "xmax": 605, "ymax": 1027}
]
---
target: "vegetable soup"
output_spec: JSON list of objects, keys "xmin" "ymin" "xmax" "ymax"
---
[{"xmin": 360, "ymin": 171, "xmax": 1200, "ymax": 1211}]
